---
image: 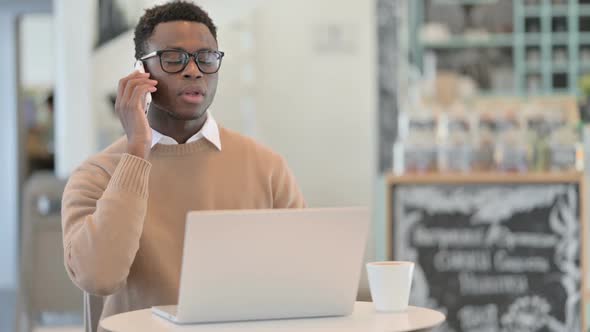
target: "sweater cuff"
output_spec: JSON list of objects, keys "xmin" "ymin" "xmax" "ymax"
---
[{"xmin": 107, "ymin": 153, "xmax": 151, "ymax": 198}]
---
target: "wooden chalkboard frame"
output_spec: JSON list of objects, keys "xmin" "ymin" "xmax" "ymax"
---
[{"xmin": 386, "ymin": 171, "xmax": 587, "ymax": 331}]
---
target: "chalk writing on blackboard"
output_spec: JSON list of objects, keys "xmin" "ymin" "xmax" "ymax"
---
[{"xmin": 393, "ymin": 184, "xmax": 581, "ymax": 332}]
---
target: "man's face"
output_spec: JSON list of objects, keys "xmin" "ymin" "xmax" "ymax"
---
[{"xmin": 144, "ymin": 21, "xmax": 219, "ymax": 120}]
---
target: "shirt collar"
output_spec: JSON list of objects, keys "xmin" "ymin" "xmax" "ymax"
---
[{"xmin": 150, "ymin": 111, "xmax": 222, "ymax": 151}]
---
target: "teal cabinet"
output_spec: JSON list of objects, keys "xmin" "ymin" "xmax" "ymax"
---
[{"xmin": 411, "ymin": 0, "xmax": 590, "ymax": 96}]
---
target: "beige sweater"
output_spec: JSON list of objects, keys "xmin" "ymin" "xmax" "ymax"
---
[{"xmin": 61, "ymin": 127, "xmax": 305, "ymax": 330}]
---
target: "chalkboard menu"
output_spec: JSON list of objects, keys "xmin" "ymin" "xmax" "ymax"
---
[{"xmin": 389, "ymin": 174, "xmax": 585, "ymax": 332}]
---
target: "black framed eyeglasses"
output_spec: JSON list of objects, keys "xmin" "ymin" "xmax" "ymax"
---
[{"xmin": 140, "ymin": 49, "xmax": 225, "ymax": 74}]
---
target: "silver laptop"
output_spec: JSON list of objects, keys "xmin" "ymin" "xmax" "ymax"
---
[{"xmin": 152, "ymin": 207, "xmax": 369, "ymax": 324}]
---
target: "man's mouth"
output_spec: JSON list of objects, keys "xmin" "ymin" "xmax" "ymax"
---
[{"xmin": 179, "ymin": 87, "xmax": 206, "ymax": 104}]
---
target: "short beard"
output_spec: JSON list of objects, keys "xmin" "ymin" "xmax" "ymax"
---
[{"xmin": 158, "ymin": 104, "xmax": 209, "ymax": 121}]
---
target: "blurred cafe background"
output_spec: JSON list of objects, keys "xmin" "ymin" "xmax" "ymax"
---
[{"xmin": 3, "ymin": 0, "xmax": 590, "ymax": 331}]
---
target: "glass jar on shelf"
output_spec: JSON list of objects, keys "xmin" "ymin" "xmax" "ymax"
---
[
  {"xmin": 494, "ymin": 113, "xmax": 531, "ymax": 173},
  {"xmin": 393, "ymin": 111, "xmax": 438, "ymax": 174},
  {"xmin": 473, "ymin": 112, "xmax": 496, "ymax": 172},
  {"xmin": 524, "ymin": 107, "xmax": 550, "ymax": 172},
  {"xmin": 547, "ymin": 121, "xmax": 583, "ymax": 172},
  {"xmin": 437, "ymin": 112, "xmax": 474, "ymax": 172}
]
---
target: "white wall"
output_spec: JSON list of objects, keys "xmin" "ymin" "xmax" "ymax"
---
[
  {"xmin": 214, "ymin": 0, "xmax": 377, "ymax": 208},
  {"xmin": 0, "ymin": 12, "xmax": 19, "ymax": 289},
  {"xmin": 19, "ymin": 14, "xmax": 54, "ymax": 88},
  {"xmin": 54, "ymin": 0, "xmax": 96, "ymax": 178},
  {"xmin": 92, "ymin": 31, "xmax": 133, "ymax": 150}
]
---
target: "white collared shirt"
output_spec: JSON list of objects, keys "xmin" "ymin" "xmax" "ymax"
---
[{"xmin": 150, "ymin": 111, "xmax": 222, "ymax": 150}]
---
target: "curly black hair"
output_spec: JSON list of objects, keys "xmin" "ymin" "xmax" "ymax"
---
[{"xmin": 133, "ymin": 1, "xmax": 217, "ymax": 59}]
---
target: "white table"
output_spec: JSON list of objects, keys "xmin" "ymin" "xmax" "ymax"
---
[{"xmin": 100, "ymin": 301, "xmax": 445, "ymax": 332}]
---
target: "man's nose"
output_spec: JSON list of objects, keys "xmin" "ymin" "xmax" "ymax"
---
[{"xmin": 182, "ymin": 57, "xmax": 203, "ymax": 79}]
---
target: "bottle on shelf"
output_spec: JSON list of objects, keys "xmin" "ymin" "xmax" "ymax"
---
[
  {"xmin": 473, "ymin": 111, "xmax": 496, "ymax": 172},
  {"xmin": 547, "ymin": 116, "xmax": 583, "ymax": 172},
  {"xmin": 437, "ymin": 111, "xmax": 474, "ymax": 173},
  {"xmin": 524, "ymin": 106, "xmax": 550, "ymax": 172},
  {"xmin": 494, "ymin": 110, "xmax": 531, "ymax": 173},
  {"xmin": 393, "ymin": 111, "xmax": 439, "ymax": 174}
]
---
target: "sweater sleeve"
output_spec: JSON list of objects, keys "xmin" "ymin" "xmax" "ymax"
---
[
  {"xmin": 272, "ymin": 156, "xmax": 306, "ymax": 208},
  {"xmin": 61, "ymin": 153, "xmax": 151, "ymax": 296}
]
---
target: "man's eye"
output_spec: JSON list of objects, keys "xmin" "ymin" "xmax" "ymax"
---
[{"xmin": 199, "ymin": 56, "xmax": 217, "ymax": 63}]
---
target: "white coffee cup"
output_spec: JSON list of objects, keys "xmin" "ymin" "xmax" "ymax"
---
[{"xmin": 366, "ymin": 261, "xmax": 414, "ymax": 312}]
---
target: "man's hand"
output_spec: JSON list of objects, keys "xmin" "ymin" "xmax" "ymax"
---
[{"xmin": 115, "ymin": 71, "xmax": 158, "ymax": 159}]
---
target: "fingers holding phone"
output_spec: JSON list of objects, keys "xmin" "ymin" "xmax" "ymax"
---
[
  {"xmin": 134, "ymin": 60, "xmax": 153, "ymax": 113},
  {"xmin": 115, "ymin": 69, "xmax": 158, "ymax": 159}
]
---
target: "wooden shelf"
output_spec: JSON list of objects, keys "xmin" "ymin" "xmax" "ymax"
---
[
  {"xmin": 552, "ymin": 64, "xmax": 568, "ymax": 73},
  {"xmin": 524, "ymin": 4, "xmax": 590, "ymax": 16},
  {"xmin": 581, "ymin": 4, "xmax": 590, "ymax": 16},
  {"xmin": 550, "ymin": 33, "xmax": 569, "ymax": 45},
  {"xmin": 433, "ymin": 0, "xmax": 498, "ymax": 5},
  {"xmin": 523, "ymin": 6, "xmax": 541, "ymax": 17},
  {"xmin": 524, "ymin": 33, "xmax": 542, "ymax": 45},
  {"xmin": 550, "ymin": 5, "xmax": 569, "ymax": 16},
  {"xmin": 578, "ymin": 33, "xmax": 590, "ymax": 44},
  {"xmin": 422, "ymin": 34, "xmax": 513, "ymax": 49},
  {"xmin": 387, "ymin": 171, "xmax": 584, "ymax": 185}
]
